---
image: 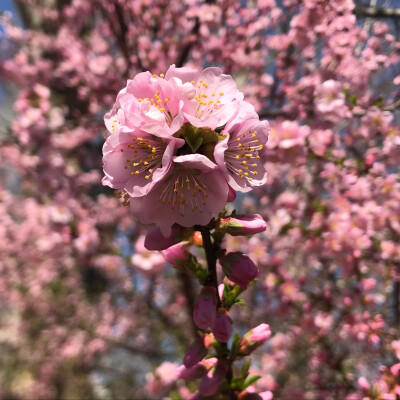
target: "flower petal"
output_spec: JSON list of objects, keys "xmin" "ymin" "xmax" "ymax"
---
[{"xmin": 130, "ymin": 162, "xmax": 229, "ymax": 236}]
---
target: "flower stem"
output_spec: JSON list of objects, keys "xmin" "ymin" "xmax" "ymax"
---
[
  {"xmin": 199, "ymin": 226, "xmax": 222, "ymax": 308},
  {"xmin": 200, "ymin": 225, "xmax": 237, "ymax": 399}
]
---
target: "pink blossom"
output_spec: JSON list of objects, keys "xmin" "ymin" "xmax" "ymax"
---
[
  {"xmin": 102, "ymin": 128, "xmax": 183, "ymax": 197},
  {"xmin": 156, "ymin": 361, "xmax": 181, "ymax": 386},
  {"xmin": 103, "ymin": 65, "xmax": 268, "ymax": 236},
  {"xmin": 129, "ymin": 154, "xmax": 229, "ymax": 236},
  {"xmin": 215, "ymin": 118, "xmax": 269, "ymax": 192},
  {"xmin": 131, "ymin": 235, "xmax": 165, "ymax": 276},
  {"xmin": 314, "ymin": 80, "xmax": 351, "ymax": 123}
]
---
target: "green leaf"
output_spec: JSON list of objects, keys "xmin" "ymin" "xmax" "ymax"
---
[
  {"xmin": 243, "ymin": 375, "xmax": 261, "ymax": 389},
  {"xmin": 200, "ymin": 127, "xmax": 220, "ymax": 145},
  {"xmin": 240, "ymin": 360, "xmax": 251, "ymax": 378},
  {"xmin": 234, "ymin": 299, "xmax": 247, "ymax": 306},
  {"xmin": 230, "ymin": 332, "xmax": 241, "ymax": 358},
  {"xmin": 194, "ymin": 263, "xmax": 208, "ymax": 283},
  {"xmin": 230, "ymin": 377, "xmax": 244, "ymax": 390},
  {"xmin": 183, "ymin": 127, "xmax": 204, "ymax": 152}
]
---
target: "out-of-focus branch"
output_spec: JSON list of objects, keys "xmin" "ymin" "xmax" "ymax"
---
[
  {"xmin": 175, "ymin": 0, "xmax": 216, "ymax": 67},
  {"xmin": 260, "ymin": 97, "xmax": 400, "ymax": 121},
  {"xmin": 114, "ymin": 2, "xmax": 132, "ymax": 71},
  {"xmin": 100, "ymin": 1, "xmax": 143, "ymax": 76},
  {"xmin": 14, "ymin": 0, "xmax": 35, "ymax": 29},
  {"xmin": 176, "ymin": 18, "xmax": 200, "ymax": 68},
  {"xmin": 354, "ymin": 6, "xmax": 400, "ymax": 18},
  {"xmin": 99, "ymin": 335, "xmax": 160, "ymax": 359},
  {"xmin": 178, "ymin": 271, "xmax": 198, "ymax": 337},
  {"xmin": 258, "ymin": 109, "xmax": 293, "ymax": 120},
  {"xmin": 352, "ymin": 98, "xmax": 400, "ymax": 116}
]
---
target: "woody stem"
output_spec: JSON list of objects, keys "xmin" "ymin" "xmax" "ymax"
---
[{"xmin": 200, "ymin": 226, "xmax": 221, "ymax": 308}]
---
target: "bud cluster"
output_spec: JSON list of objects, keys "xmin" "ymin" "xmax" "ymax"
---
[{"xmin": 145, "ymin": 212, "xmax": 271, "ymax": 398}]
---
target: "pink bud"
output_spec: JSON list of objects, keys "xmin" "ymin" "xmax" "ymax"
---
[
  {"xmin": 179, "ymin": 358, "xmax": 217, "ymax": 380},
  {"xmin": 365, "ymin": 154, "xmax": 375, "ymax": 166},
  {"xmin": 199, "ymin": 361, "xmax": 228, "ymax": 396},
  {"xmin": 240, "ymin": 323, "xmax": 271, "ymax": 355},
  {"xmin": 183, "ymin": 337, "xmax": 208, "ymax": 368},
  {"xmin": 218, "ymin": 214, "xmax": 267, "ymax": 236},
  {"xmin": 357, "ymin": 376, "xmax": 370, "ymax": 390},
  {"xmin": 239, "ymin": 391, "xmax": 263, "ymax": 400},
  {"xmin": 212, "ymin": 313, "xmax": 232, "ymax": 343},
  {"xmin": 193, "ymin": 286, "xmax": 217, "ymax": 329},
  {"xmin": 220, "ymin": 252, "xmax": 259, "ymax": 290},
  {"xmin": 161, "ymin": 241, "xmax": 191, "ymax": 270}
]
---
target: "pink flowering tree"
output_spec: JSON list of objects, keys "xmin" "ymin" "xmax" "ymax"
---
[{"xmin": 1, "ymin": 0, "xmax": 400, "ymax": 399}]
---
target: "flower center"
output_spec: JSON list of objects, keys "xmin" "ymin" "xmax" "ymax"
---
[
  {"xmin": 157, "ymin": 169, "xmax": 209, "ymax": 218},
  {"xmin": 121, "ymin": 136, "xmax": 163, "ymax": 180},
  {"xmin": 190, "ymin": 79, "xmax": 224, "ymax": 119},
  {"xmin": 225, "ymin": 128, "xmax": 263, "ymax": 181},
  {"xmin": 137, "ymin": 91, "xmax": 173, "ymax": 125}
]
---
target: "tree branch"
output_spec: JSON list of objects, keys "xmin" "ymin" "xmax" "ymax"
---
[
  {"xmin": 175, "ymin": 0, "xmax": 216, "ymax": 67},
  {"xmin": 200, "ymin": 226, "xmax": 221, "ymax": 308},
  {"xmin": 354, "ymin": 6, "xmax": 400, "ymax": 18},
  {"xmin": 178, "ymin": 271, "xmax": 199, "ymax": 337}
]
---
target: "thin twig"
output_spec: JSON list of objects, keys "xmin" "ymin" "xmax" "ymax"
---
[{"xmin": 199, "ymin": 226, "xmax": 221, "ymax": 307}]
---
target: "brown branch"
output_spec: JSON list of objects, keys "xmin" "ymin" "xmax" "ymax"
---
[
  {"xmin": 178, "ymin": 271, "xmax": 198, "ymax": 337},
  {"xmin": 176, "ymin": 18, "xmax": 201, "ymax": 68},
  {"xmin": 354, "ymin": 6, "xmax": 400, "ymax": 18},
  {"xmin": 175, "ymin": 0, "xmax": 216, "ymax": 67},
  {"xmin": 258, "ymin": 109, "xmax": 293, "ymax": 120},
  {"xmin": 98, "ymin": 335, "xmax": 160, "ymax": 359},
  {"xmin": 200, "ymin": 226, "xmax": 221, "ymax": 308}
]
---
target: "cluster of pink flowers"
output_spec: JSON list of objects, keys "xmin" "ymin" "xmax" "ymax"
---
[{"xmin": 102, "ymin": 65, "xmax": 269, "ymax": 235}]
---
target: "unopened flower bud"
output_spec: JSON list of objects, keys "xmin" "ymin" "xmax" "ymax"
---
[
  {"xmin": 192, "ymin": 231, "xmax": 203, "ymax": 247},
  {"xmin": 218, "ymin": 214, "xmax": 267, "ymax": 236},
  {"xmin": 220, "ymin": 252, "xmax": 259, "ymax": 290},
  {"xmin": 161, "ymin": 241, "xmax": 191, "ymax": 270},
  {"xmin": 194, "ymin": 286, "xmax": 217, "ymax": 329},
  {"xmin": 239, "ymin": 389, "xmax": 273, "ymax": 400},
  {"xmin": 212, "ymin": 312, "xmax": 232, "ymax": 343},
  {"xmin": 239, "ymin": 391, "xmax": 263, "ymax": 400},
  {"xmin": 199, "ymin": 360, "xmax": 228, "ymax": 396},
  {"xmin": 240, "ymin": 323, "xmax": 271, "ymax": 355},
  {"xmin": 183, "ymin": 337, "xmax": 208, "ymax": 368},
  {"xmin": 204, "ymin": 332, "xmax": 214, "ymax": 348},
  {"xmin": 179, "ymin": 358, "xmax": 217, "ymax": 380}
]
